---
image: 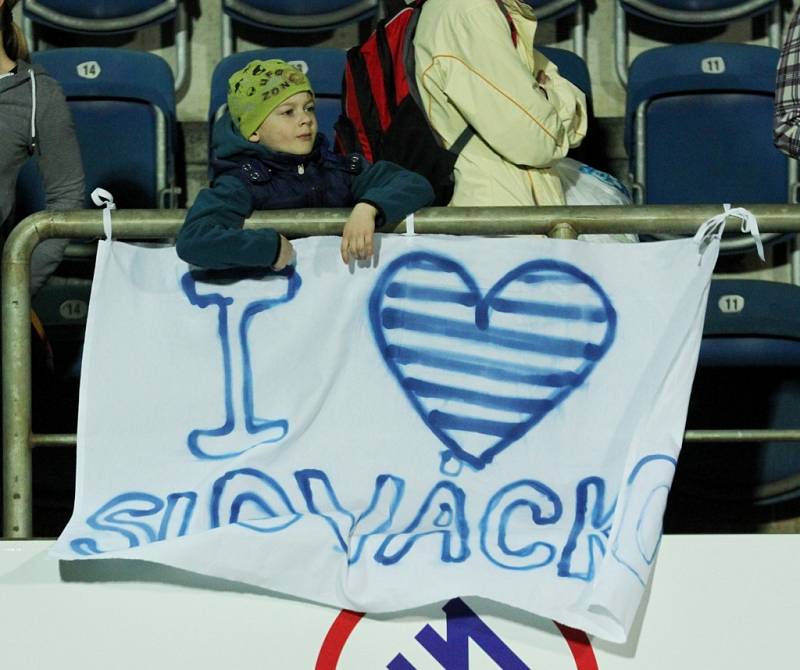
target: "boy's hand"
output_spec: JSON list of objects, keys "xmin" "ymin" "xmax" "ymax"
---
[
  {"xmin": 341, "ymin": 202, "xmax": 378, "ymax": 264},
  {"xmin": 272, "ymin": 235, "xmax": 295, "ymax": 271}
]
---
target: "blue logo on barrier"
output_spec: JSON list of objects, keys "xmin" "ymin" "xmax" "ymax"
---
[
  {"xmin": 369, "ymin": 253, "xmax": 617, "ymax": 470},
  {"xmin": 387, "ymin": 598, "xmax": 530, "ymax": 669}
]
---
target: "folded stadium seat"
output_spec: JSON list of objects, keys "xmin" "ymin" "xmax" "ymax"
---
[
  {"xmin": 221, "ymin": 0, "xmax": 379, "ymax": 56},
  {"xmin": 21, "ymin": 0, "xmax": 188, "ymax": 91},
  {"xmin": 534, "ymin": 45, "xmax": 597, "ymax": 165},
  {"xmin": 614, "ymin": 0, "xmax": 781, "ymax": 85},
  {"xmin": 625, "ymin": 43, "xmax": 795, "ymax": 251},
  {"xmin": 535, "ymin": 45, "xmax": 592, "ymax": 104},
  {"xmin": 16, "ymin": 47, "xmax": 179, "ymax": 214},
  {"xmin": 669, "ymin": 279, "xmax": 800, "ymax": 530},
  {"xmin": 208, "ymin": 47, "xmax": 346, "ymax": 168},
  {"xmin": 524, "ymin": 0, "xmax": 587, "ymax": 59},
  {"xmin": 14, "ymin": 48, "xmax": 180, "ymax": 436}
]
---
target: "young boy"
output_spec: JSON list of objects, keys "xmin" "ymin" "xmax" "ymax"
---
[{"xmin": 177, "ymin": 59, "xmax": 434, "ymax": 269}]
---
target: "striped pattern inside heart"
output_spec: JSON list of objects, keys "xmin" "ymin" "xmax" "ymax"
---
[{"xmin": 369, "ymin": 252, "xmax": 616, "ymax": 470}]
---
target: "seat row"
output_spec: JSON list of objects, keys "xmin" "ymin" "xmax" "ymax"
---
[
  {"xmin": 12, "ymin": 41, "xmax": 800, "ymax": 520},
  {"xmin": 18, "ymin": 0, "xmax": 581, "ymax": 88},
  {"xmin": 16, "ymin": 1, "xmax": 789, "ymax": 86},
  {"xmin": 14, "ymin": 40, "xmax": 794, "ymax": 223}
]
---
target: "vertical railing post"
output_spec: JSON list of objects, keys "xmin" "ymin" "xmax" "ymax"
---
[
  {"xmin": 548, "ymin": 222, "xmax": 578, "ymax": 240},
  {"xmin": 2, "ymin": 218, "xmax": 38, "ymax": 538}
]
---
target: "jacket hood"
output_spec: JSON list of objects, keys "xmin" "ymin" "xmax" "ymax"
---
[
  {"xmin": 211, "ymin": 111, "xmax": 327, "ymax": 166},
  {"xmin": 0, "ymin": 59, "xmax": 45, "ymax": 95}
]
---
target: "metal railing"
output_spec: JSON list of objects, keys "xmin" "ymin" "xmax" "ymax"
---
[{"xmin": 4, "ymin": 204, "xmax": 800, "ymax": 538}]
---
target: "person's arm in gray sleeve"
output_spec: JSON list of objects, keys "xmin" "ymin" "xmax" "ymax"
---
[{"xmin": 30, "ymin": 77, "xmax": 85, "ymax": 296}]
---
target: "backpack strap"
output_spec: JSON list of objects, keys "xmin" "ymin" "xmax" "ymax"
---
[
  {"xmin": 404, "ymin": 1, "xmax": 475, "ymax": 157},
  {"xmin": 448, "ymin": 1, "xmax": 517, "ymax": 154},
  {"xmin": 494, "ymin": 0, "xmax": 518, "ymax": 48},
  {"xmin": 376, "ymin": 20, "xmax": 398, "ymax": 116},
  {"xmin": 450, "ymin": 125, "xmax": 476, "ymax": 155}
]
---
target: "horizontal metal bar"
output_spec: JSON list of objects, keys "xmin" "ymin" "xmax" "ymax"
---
[
  {"xmin": 684, "ymin": 430, "xmax": 800, "ymax": 443},
  {"xmin": 10, "ymin": 204, "xmax": 800, "ymax": 242},
  {"xmin": 31, "ymin": 434, "xmax": 77, "ymax": 448}
]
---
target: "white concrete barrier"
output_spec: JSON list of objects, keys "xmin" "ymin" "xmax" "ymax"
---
[{"xmin": 0, "ymin": 534, "xmax": 797, "ymax": 669}]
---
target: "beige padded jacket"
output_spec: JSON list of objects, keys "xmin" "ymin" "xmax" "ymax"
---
[{"xmin": 414, "ymin": 0, "xmax": 587, "ymax": 206}]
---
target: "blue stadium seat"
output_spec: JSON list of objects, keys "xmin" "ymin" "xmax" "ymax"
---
[
  {"xmin": 620, "ymin": 0, "xmax": 778, "ymax": 26},
  {"xmin": 15, "ymin": 48, "xmax": 179, "ymax": 217},
  {"xmin": 614, "ymin": 0, "xmax": 781, "ymax": 84},
  {"xmin": 625, "ymin": 44, "xmax": 794, "ymax": 209},
  {"xmin": 536, "ymin": 45, "xmax": 598, "ymax": 165},
  {"xmin": 680, "ymin": 279, "xmax": 800, "ymax": 507},
  {"xmin": 524, "ymin": 1, "xmax": 586, "ymax": 58},
  {"xmin": 526, "ymin": 0, "xmax": 581, "ymax": 20},
  {"xmin": 21, "ymin": 0, "xmax": 188, "ymax": 90},
  {"xmin": 222, "ymin": 1, "xmax": 378, "ymax": 56},
  {"xmin": 15, "ymin": 48, "xmax": 179, "ymax": 417},
  {"xmin": 208, "ymin": 48, "xmax": 346, "ymax": 168},
  {"xmin": 535, "ymin": 45, "xmax": 592, "ymax": 104}
]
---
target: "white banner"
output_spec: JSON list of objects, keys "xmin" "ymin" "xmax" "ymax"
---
[{"xmin": 52, "ymin": 231, "xmax": 719, "ymax": 642}]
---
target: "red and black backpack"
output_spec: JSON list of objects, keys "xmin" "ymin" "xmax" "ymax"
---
[{"xmin": 335, "ymin": 0, "xmax": 517, "ymax": 206}]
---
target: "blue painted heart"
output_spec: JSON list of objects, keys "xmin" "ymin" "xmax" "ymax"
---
[{"xmin": 369, "ymin": 252, "xmax": 617, "ymax": 470}]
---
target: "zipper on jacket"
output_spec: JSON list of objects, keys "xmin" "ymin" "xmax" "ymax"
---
[{"xmin": 298, "ymin": 164, "xmax": 305, "ymax": 175}]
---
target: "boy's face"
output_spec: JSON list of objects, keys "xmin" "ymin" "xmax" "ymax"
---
[{"xmin": 248, "ymin": 91, "xmax": 317, "ymax": 155}]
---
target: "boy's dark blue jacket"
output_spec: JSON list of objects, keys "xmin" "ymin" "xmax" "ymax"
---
[{"xmin": 176, "ymin": 113, "xmax": 435, "ymax": 270}]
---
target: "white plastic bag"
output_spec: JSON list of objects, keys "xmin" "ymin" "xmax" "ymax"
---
[
  {"xmin": 554, "ymin": 158, "xmax": 637, "ymax": 243},
  {"xmin": 555, "ymin": 157, "xmax": 632, "ymax": 206}
]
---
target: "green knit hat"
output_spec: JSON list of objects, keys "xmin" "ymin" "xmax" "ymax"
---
[{"xmin": 227, "ymin": 59, "xmax": 314, "ymax": 138}]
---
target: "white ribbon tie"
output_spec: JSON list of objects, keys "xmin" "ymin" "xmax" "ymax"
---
[
  {"xmin": 91, "ymin": 188, "xmax": 116, "ymax": 240},
  {"xmin": 694, "ymin": 204, "xmax": 763, "ymax": 262}
]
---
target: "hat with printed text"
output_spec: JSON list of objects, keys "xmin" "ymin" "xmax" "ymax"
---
[{"xmin": 227, "ymin": 59, "xmax": 314, "ymax": 138}]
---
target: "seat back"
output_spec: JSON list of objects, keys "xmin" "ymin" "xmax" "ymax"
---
[
  {"xmin": 625, "ymin": 44, "xmax": 792, "ymax": 206},
  {"xmin": 208, "ymin": 48, "xmax": 345, "ymax": 166},
  {"xmin": 525, "ymin": 0, "xmax": 581, "ymax": 21},
  {"xmin": 221, "ymin": 0, "xmax": 378, "ymax": 55},
  {"xmin": 536, "ymin": 45, "xmax": 603, "ymax": 165},
  {"xmin": 523, "ymin": 1, "xmax": 586, "ymax": 58},
  {"xmin": 680, "ymin": 279, "xmax": 800, "ymax": 508},
  {"xmin": 21, "ymin": 1, "xmax": 187, "ymax": 90},
  {"xmin": 15, "ymin": 48, "xmax": 177, "ymax": 217},
  {"xmin": 535, "ymin": 45, "xmax": 592, "ymax": 104},
  {"xmin": 614, "ymin": 0, "xmax": 781, "ymax": 84},
  {"xmin": 221, "ymin": 0, "xmax": 377, "ymax": 31},
  {"xmin": 620, "ymin": 0, "xmax": 778, "ymax": 26},
  {"xmin": 22, "ymin": 0, "xmax": 178, "ymax": 33}
]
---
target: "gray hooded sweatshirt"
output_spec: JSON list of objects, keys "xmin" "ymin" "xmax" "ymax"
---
[{"xmin": 1, "ymin": 59, "xmax": 84, "ymax": 294}]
